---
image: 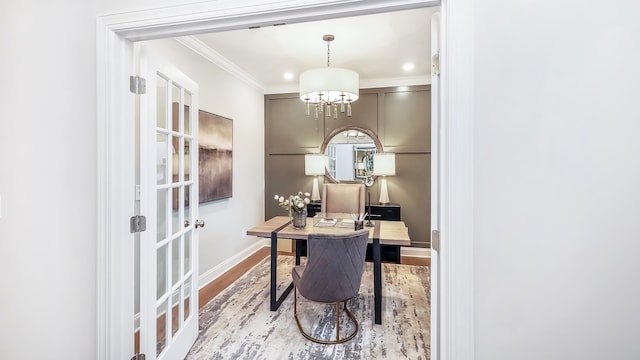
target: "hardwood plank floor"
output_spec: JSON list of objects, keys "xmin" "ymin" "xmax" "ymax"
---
[{"xmin": 198, "ymin": 247, "xmax": 271, "ymax": 307}]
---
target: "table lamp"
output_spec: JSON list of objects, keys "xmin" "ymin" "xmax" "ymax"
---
[
  {"xmin": 373, "ymin": 153, "xmax": 395, "ymax": 204},
  {"xmin": 305, "ymin": 154, "xmax": 328, "ymax": 202}
]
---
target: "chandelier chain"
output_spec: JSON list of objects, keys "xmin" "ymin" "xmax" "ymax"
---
[{"xmin": 326, "ymin": 40, "xmax": 330, "ymax": 67}]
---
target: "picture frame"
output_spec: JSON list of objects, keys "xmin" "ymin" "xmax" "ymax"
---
[{"xmin": 198, "ymin": 110, "xmax": 233, "ymax": 203}]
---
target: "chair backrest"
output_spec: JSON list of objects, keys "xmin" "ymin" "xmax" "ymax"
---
[
  {"xmin": 294, "ymin": 230, "xmax": 369, "ymax": 303},
  {"xmin": 321, "ymin": 183, "xmax": 365, "ymax": 215}
]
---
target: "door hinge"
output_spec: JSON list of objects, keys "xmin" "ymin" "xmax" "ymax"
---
[
  {"xmin": 130, "ymin": 215, "xmax": 147, "ymax": 233},
  {"xmin": 431, "ymin": 52, "xmax": 440, "ymax": 77},
  {"xmin": 431, "ymin": 229, "xmax": 440, "ymax": 252},
  {"xmin": 131, "ymin": 354, "xmax": 146, "ymax": 360},
  {"xmin": 129, "ymin": 75, "xmax": 146, "ymax": 95}
]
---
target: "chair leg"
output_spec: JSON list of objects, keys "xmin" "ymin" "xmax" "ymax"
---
[
  {"xmin": 335, "ymin": 302, "xmax": 340, "ymax": 341},
  {"xmin": 293, "ymin": 297, "xmax": 359, "ymax": 345},
  {"xmin": 294, "ymin": 286, "xmax": 297, "ymax": 316}
]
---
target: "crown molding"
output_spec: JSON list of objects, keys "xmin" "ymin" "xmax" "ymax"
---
[{"xmin": 175, "ymin": 36, "xmax": 265, "ymax": 93}]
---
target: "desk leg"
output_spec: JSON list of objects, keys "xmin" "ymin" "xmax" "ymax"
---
[
  {"xmin": 295, "ymin": 239, "xmax": 303, "ymax": 265},
  {"xmin": 270, "ymin": 225, "xmax": 294, "ymax": 311},
  {"xmin": 373, "ymin": 237, "xmax": 382, "ymax": 324},
  {"xmin": 270, "ymin": 232, "xmax": 278, "ymax": 311}
]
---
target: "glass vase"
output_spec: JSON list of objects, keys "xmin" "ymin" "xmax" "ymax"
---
[{"xmin": 292, "ymin": 209, "xmax": 307, "ymax": 229}]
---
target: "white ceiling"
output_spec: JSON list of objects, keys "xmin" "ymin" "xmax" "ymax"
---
[{"xmin": 184, "ymin": 6, "xmax": 440, "ymax": 94}]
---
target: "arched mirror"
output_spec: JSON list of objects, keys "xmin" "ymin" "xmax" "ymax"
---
[{"xmin": 320, "ymin": 126, "xmax": 383, "ymax": 185}]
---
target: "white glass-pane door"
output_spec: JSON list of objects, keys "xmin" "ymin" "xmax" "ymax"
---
[{"xmin": 139, "ymin": 46, "xmax": 199, "ymax": 360}]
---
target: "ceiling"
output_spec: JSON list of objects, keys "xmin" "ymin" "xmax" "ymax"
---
[{"xmin": 184, "ymin": 6, "xmax": 440, "ymax": 95}]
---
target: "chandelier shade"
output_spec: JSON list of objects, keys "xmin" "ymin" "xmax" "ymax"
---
[
  {"xmin": 299, "ymin": 67, "xmax": 359, "ymax": 104},
  {"xmin": 299, "ymin": 34, "xmax": 359, "ymax": 119}
]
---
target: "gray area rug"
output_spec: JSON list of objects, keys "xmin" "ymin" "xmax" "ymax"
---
[{"xmin": 186, "ymin": 256, "xmax": 430, "ymax": 360}]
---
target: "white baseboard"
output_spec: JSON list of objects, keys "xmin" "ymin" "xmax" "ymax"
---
[
  {"xmin": 198, "ymin": 239, "xmax": 270, "ymax": 290},
  {"xmin": 401, "ymin": 247, "xmax": 431, "ymax": 258}
]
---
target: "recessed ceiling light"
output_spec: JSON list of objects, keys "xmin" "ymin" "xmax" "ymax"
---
[
  {"xmin": 403, "ymin": 63, "xmax": 415, "ymax": 71},
  {"xmin": 283, "ymin": 72, "xmax": 294, "ymax": 80}
]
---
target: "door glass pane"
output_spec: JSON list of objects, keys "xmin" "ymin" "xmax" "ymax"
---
[
  {"xmin": 184, "ymin": 232, "xmax": 191, "ymax": 274},
  {"xmin": 184, "ymin": 184, "xmax": 192, "ymax": 221},
  {"xmin": 156, "ymin": 189, "xmax": 167, "ymax": 241},
  {"xmin": 171, "ymin": 135, "xmax": 179, "ymax": 182},
  {"xmin": 157, "ymin": 245, "xmax": 167, "ymax": 300},
  {"xmin": 156, "ymin": 134, "xmax": 169, "ymax": 186},
  {"xmin": 184, "ymin": 139, "xmax": 191, "ymax": 182},
  {"xmin": 172, "ymin": 289, "xmax": 181, "ymax": 338},
  {"xmin": 172, "ymin": 238, "xmax": 181, "ymax": 287},
  {"xmin": 172, "ymin": 186, "xmax": 181, "ymax": 236},
  {"xmin": 183, "ymin": 277, "xmax": 191, "ymax": 322},
  {"xmin": 156, "ymin": 75, "xmax": 167, "ymax": 129},
  {"xmin": 184, "ymin": 92, "xmax": 192, "ymax": 135},
  {"xmin": 172, "ymin": 85, "xmax": 180, "ymax": 133},
  {"xmin": 156, "ymin": 298, "xmax": 168, "ymax": 357}
]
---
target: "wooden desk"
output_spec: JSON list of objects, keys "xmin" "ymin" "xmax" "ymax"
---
[{"xmin": 247, "ymin": 216, "xmax": 411, "ymax": 325}]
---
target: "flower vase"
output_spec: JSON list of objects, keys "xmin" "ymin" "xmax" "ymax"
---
[{"xmin": 292, "ymin": 209, "xmax": 307, "ymax": 229}]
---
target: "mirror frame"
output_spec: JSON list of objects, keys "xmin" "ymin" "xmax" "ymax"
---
[{"xmin": 320, "ymin": 125, "xmax": 384, "ymax": 184}]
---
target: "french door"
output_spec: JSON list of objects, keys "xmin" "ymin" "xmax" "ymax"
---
[{"xmin": 138, "ymin": 46, "xmax": 200, "ymax": 360}]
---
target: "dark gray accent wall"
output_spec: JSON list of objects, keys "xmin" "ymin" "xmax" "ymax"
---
[{"xmin": 265, "ymin": 86, "xmax": 430, "ymax": 247}]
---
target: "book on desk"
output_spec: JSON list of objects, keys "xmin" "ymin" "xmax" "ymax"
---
[{"xmin": 315, "ymin": 217, "xmax": 337, "ymax": 227}]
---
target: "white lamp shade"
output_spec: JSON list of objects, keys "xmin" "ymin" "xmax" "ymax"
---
[
  {"xmin": 305, "ymin": 154, "xmax": 328, "ymax": 175},
  {"xmin": 299, "ymin": 67, "xmax": 359, "ymax": 103},
  {"xmin": 373, "ymin": 153, "xmax": 396, "ymax": 176}
]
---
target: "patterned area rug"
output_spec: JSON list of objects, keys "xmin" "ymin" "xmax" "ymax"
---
[{"xmin": 186, "ymin": 256, "xmax": 430, "ymax": 360}]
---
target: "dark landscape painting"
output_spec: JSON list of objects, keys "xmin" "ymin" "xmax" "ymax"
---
[{"xmin": 199, "ymin": 110, "xmax": 232, "ymax": 203}]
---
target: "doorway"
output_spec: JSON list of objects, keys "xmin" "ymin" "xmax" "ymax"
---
[{"xmin": 96, "ymin": 1, "xmax": 474, "ymax": 359}]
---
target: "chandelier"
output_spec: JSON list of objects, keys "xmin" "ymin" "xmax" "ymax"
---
[{"xmin": 299, "ymin": 34, "xmax": 359, "ymax": 119}]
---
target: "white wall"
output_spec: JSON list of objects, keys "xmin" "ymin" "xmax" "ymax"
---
[
  {"xmin": 0, "ymin": 1, "xmax": 99, "ymax": 359},
  {"xmin": 474, "ymin": 1, "xmax": 640, "ymax": 359},
  {"xmin": 138, "ymin": 39, "xmax": 265, "ymax": 276}
]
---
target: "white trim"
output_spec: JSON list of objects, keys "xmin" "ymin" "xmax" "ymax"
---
[
  {"xmin": 96, "ymin": 1, "xmax": 475, "ymax": 359},
  {"xmin": 96, "ymin": 16, "xmax": 136, "ymax": 360},
  {"xmin": 401, "ymin": 246, "xmax": 431, "ymax": 258},
  {"xmin": 439, "ymin": 0, "xmax": 474, "ymax": 359},
  {"xmin": 430, "ymin": 9, "xmax": 442, "ymax": 360},
  {"xmin": 198, "ymin": 239, "xmax": 269, "ymax": 289},
  {"xmin": 103, "ymin": 0, "xmax": 440, "ymax": 41},
  {"xmin": 361, "ymin": 75, "xmax": 431, "ymax": 89}
]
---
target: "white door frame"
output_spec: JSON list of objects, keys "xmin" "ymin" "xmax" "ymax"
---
[{"xmin": 96, "ymin": 1, "xmax": 474, "ymax": 359}]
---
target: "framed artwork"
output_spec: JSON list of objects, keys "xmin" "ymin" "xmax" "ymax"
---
[
  {"xmin": 354, "ymin": 146, "xmax": 376, "ymax": 179},
  {"xmin": 199, "ymin": 110, "xmax": 233, "ymax": 203}
]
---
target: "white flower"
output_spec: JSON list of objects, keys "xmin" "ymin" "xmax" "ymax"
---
[
  {"xmin": 274, "ymin": 191, "xmax": 310, "ymax": 214},
  {"xmin": 304, "ymin": 192, "xmax": 311, "ymax": 197}
]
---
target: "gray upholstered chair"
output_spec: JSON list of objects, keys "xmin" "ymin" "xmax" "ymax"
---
[
  {"xmin": 291, "ymin": 229, "xmax": 369, "ymax": 344},
  {"xmin": 321, "ymin": 183, "xmax": 365, "ymax": 215}
]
